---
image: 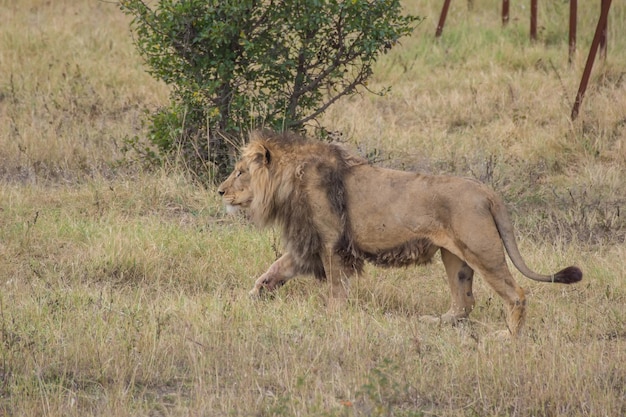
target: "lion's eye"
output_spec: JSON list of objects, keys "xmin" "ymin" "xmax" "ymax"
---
[{"xmin": 236, "ymin": 170, "xmax": 242, "ymax": 178}]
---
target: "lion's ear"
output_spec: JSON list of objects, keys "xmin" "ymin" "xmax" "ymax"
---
[
  {"xmin": 253, "ymin": 145, "xmax": 271, "ymax": 166},
  {"xmin": 263, "ymin": 147, "xmax": 271, "ymax": 165},
  {"xmin": 246, "ymin": 142, "xmax": 272, "ymax": 167}
]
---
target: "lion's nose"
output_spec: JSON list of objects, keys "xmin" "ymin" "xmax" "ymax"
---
[{"xmin": 218, "ymin": 189, "xmax": 225, "ymax": 196}]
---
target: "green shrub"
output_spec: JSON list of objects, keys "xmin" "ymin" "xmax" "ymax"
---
[{"xmin": 120, "ymin": 0, "xmax": 421, "ymax": 180}]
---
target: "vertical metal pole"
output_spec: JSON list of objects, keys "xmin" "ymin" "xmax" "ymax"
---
[
  {"xmin": 571, "ymin": 0, "xmax": 612, "ymax": 120},
  {"xmin": 599, "ymin": 0, "xmax": 608, "ymax": 60},
  {"xmin": 502, "ymin": 0, "xmax": 509, "ymax": 26},
  {"xmin": 436, "ymin": 0, "xmax": 452, "ymax": 37},
  {"xmin": 530, "ymin": 0, "xmax": 538, "ymax": 40},
  {"xmin": 569, "ymin": 0, "xmax": 577, "ymax": 64}
]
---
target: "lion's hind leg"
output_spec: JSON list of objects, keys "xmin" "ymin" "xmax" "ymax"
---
[
  {"xmin": 452, "ymin": 217, "xmax": 527, "ymax": 337},
  {"xmin": 469, "ymin": 261, "xmax": 526, "ymax": 337},
  {"xmin": 419, "ymin": 248, "xmax": 476, "ymax": 326},
  {"xmin": 440, "ymin": 248, "xmax": 476, "ymax": 323}
]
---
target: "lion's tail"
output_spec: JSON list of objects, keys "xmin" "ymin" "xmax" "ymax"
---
[{"xmin": 490, "ymin": 197, "xmax": 583, "ymax": 284}]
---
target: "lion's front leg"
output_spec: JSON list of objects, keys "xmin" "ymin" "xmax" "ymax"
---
[
  {"xmin": 249, "ymin": 253, "xmax": 298, "ymax": 297},
  {"xmin": 321, "ymin": 250, "xmax": 355, "ymax": 304}
]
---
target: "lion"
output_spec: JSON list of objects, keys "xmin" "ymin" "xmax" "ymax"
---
[{"xmin": 218, "ymin": 130, "xmax": 582, "ymax": 336}]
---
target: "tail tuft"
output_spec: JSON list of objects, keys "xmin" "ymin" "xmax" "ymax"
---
[{"xmin": 553, "ymin": 266, "xmax": 583, "ymax": 284}]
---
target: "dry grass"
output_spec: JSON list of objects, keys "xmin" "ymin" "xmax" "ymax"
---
[{"xmin": 1, "ymin": 0, "xmax": 625, "ymax": 416}]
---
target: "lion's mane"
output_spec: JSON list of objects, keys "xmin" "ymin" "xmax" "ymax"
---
[{"xmin": 242, "ymin": 130, "xmax": 366, "ymax": 280}]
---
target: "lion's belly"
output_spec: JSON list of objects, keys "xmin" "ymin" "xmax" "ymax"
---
[
  {"xmin": 349, "ymin": 210, "xmax": 443, "ymax": 268},
  {"xmin": 351, "ymin": 216, "xmax": 431, "ymax": 250},
  {"xmin": 350, "ymin": 218, "xmax": 447, "ymax": 257}
]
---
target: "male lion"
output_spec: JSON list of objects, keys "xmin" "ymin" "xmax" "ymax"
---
[{"xmin": 218, "ymin": 130, "xmax": 582, "ymax": 336}]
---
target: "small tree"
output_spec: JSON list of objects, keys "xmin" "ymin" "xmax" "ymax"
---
[{"xmin": 120, "ymin": 0, "xmax": 421, "ymax": 179}]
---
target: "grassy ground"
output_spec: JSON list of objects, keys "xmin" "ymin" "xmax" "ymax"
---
[{"xmin": 1, "ymin": 0, "xmax": 625, "ymax": 416}]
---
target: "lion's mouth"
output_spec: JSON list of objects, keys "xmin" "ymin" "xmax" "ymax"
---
[
  {"xmin": 225, "ymin": 204, "xmax": 241, "ymax": 214},
  {"xmin": 224, "ymin": 198, "xmax": 251, "ymax": 214}
]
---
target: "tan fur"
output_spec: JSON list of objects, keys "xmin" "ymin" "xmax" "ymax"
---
[{"xmin": 218, "ymin": 130, "xmax": 582, "ymax": 336}]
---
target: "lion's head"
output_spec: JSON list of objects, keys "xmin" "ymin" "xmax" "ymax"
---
[
  {"xmin": 218, "ymin": 130, "xmax": 288, "ymax": 224},
  {"xmin": 217, "ymin": 159, "xmax": 253, "ymax": 214},
  {"xmin": 219, "ymin": 130, "xmax": 365, "ymax": 225}
]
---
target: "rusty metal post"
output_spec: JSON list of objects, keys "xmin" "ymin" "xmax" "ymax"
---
[
  {"xmin": 571, "ymin": 0, "xmax": 612, "ymax": 119},
  {"xmin": 530, "ymin": 0, "xmax": 538, "ymax": 40},
  {"xmin": 599, "ymin": 0, "xmax": 609, "ymax": 60},
  {"xmin": 502, "ymin": 0, "xmax": 509, "ymax": 26},
  {"xmin": 436, "ymin": 0, "xmax": 452, "ymax": 37},
  {"xmin": 569, "ymin": 0, "xmax": 577, "ymax": 64}
]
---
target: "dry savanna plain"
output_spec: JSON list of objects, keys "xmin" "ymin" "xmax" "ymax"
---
[{"xmin": 1, "ymin": 0, "xmax": 625, "ymax": 416}]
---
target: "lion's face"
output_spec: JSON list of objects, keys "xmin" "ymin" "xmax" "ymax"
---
[{"xmin": 218, "ymin": 160, "xmax": 253, "ymax": 214}]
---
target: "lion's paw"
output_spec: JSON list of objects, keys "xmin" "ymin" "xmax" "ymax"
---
[
  {"xmin": 418, "ymin": 315, "xmax": 443, "ymax": 325},
  {"xmin": 248, "ymin": 286, "xmax": 263, "ymax": 298},
  {"xmin": 488, "ymin": 329, "xmax": 514, "ymax": 341},
  {"xmin": 419, "ymin": 314, "xmax": 471, "ymax": 328}
]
